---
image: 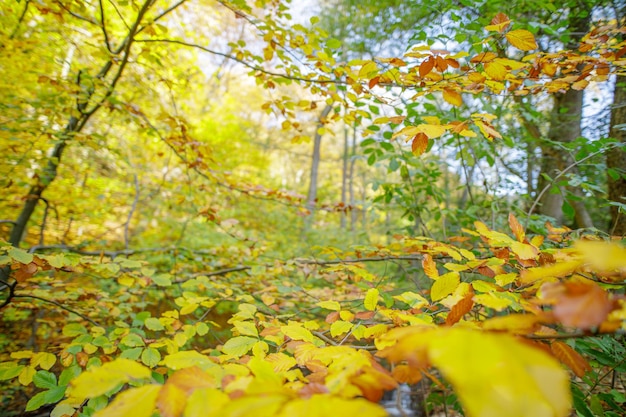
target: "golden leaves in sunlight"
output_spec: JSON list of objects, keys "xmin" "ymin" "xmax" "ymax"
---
[{"xmin": 378, "ymin": 327, "xmax": 571, "ymax": 417}]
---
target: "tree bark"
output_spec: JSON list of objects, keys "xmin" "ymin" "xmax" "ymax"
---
[
  {"xmin": 6, "ymin": 0, "xmax": 156, "ymax": 247},
  {"xmin": 536, "ymin": 12, "xmax": 594, "ymax": 228},
  {"xmin": 608, "ymin": 76, "xmax": 626, "ymax": 235},
  {"xmin": 305, "ymin": 105, "xmax": 332, "ymax": 228}
]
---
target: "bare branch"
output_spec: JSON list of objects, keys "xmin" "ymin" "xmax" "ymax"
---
[
  {"xmin": 134, "ymin": 38, "xmax": 344, "ymax": 85},
  {"xmin": 12, "ymin": 294, "xmax": 99, "ymax": 326}
]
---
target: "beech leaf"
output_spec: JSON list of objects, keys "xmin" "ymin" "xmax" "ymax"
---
[
  {"xmin": 93, "ymin": 384, "xmax": 160, "ymax": 417},
  {"xmin": 378, "ymin": 327, "xmax": 571, "ymax": 417},
  {"xmin": 506, "ymin": 29, "xmax": 538, "ymax": 51}
]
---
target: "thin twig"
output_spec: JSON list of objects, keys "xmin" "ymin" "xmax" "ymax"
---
[
  {"xmin": 134, "ymin": 38, "xmax": 344, "ymax": 85},
  {"xmin": 525, "ymin": 145, "xmax": 616, "ymax": 229},
  {"xmin": 12, "ymin": 294, "xmax": 99, "ymax": 326}
]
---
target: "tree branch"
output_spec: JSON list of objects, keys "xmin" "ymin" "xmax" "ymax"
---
[
  {"xmin": 134, "ymin": 38, "xmax": 344, "ymax": 85},
  {"xmin": 12, "ymin": 294, "xmax": 99, "ymax": 326}
]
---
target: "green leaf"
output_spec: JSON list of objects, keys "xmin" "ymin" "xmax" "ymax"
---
[
  {"xmin": 222, "ymin": 336, "xmax": 258, "ymax": 357},
  {"xmin": 58, "ymin": 366, "xmax": 81, "ymax": 387},
  {"xmin": 25, "ymin": 386, "xmax": 66, "ymax": 412},
  {"xmin": 144, "ymin": 318, "xmax": 164, "ymax": 331},
  {"xmin": 140, "ymin": 348, "xmax": 161, "ymax": 367},
  {"xmin": 0, "ymin": 362, "xmax": 24, "ymax": 381},
  {"xmin": 62, "ymin": 323, "xmax": 87, "ymax": 337},
  {"xmin": 33, "ymin": 370, "xmax": 57, "ymax": 389},
  {"xmin": 121, "ymin": 333, "xmax": 145, "ymax": 347},
  {"xmin": 326, "ymin": 38, "xmax": 341, "ymax": 49},
  {"xmin": 7, "ymin": 247, "xmax": 33, "ymax": 264},
  {"xmin": 120, "ymin": 347, "xmax": 143, "ymax": 360}
]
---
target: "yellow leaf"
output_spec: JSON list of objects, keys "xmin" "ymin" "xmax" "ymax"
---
[
  {"xmin": 494, "ymin": 272, "xmax": 518, "ymax": 286},
  {"xmin": 247, "ymin": 357, "xmax": 283, "ymax": 387},
  {"xmin": 358, "ymin": 61, "xmax": 378, "ymax": 78},
  {"xmin": 575, "ymin": 241, "xmax": 626, "ymax": 273},
  {"xmin": 281, "ymin": 324, "xmax": 314, "ymax": 343},
  {"xmin": 378, "ymin": 328, "xmax": 570, "ymax": 417},
  {"xmin": 94, "ymin": 384, "xmax": 160, "ymax": 417},
  {"xmin": 364, "ymin": 288, "xmax": 379, "ymax": 311},
  {"xmin": 393, "ymin": 291, "xmax": 429, "ymax": 309},
  {"xmin": 161, "ymin": 351, "xmax": 217, "ymax": 371},
  {"xmin": 69, "ymin": 359, "xmax": 151, "ymax": 400},
  {"xmin": 482, "ymin": 314, "xmax": 540, "ymax": 333},
  {"xmin": 418, "ymin": 123, "xmax": 447, "ymax": 138},
  {"xmin": 485, "ymin": 61, "xmax": 507, "ymax": 81},
  {"xmin": 475, "ymin": 120, "xmax": 502, "ymax": 140},
  {"xmin": 183, "ymin": 388, "xmax": 229, "ymax": 417},
  {"xmin": 317, "ymin": 300, "xmax": 341, "ymax": 311},
  {"xmin": 473, "ymin": 292, "xmax": 515, "ymax": 311},
  {"xmin": 422, "ymin": 116, "xmax": 441, "ymax": 125},
  {"xmin": 233, "ymin": 321, "xmax": 258, "ymax": 337},
  {"xmin": 221, "ymin": 395, "xmax": 288, "ymax": 417},
  {"xmin": 519, "ymin": 260, "xmax": 582, "ymax": 284},
  {"xmin": 443, "ymin": 89, "xmax": 463, "ymax": 106},
  {"xmin": 431, "ymin": 272, "xmax": 460, "ymax": 301},
  {"xmin": 363, "ymin": 323, "xmax": 388, "ymax": 339},
  {"xmin": 506, "ymin": 29, "xmax": 538, "ymax": 51},
  {"xmin": 330, "ymin": 320, "xmax": 353, "ymax": 337},
  {"xmin": 265, "ymin": 353, "xmax": 297, "ymax": 373},
  {"xmin": 222, "ymin": 336, "xmax": 258, "ymax": 357},
  {"xmin": 339, "ymin": 310, "xmax": 355, "ymax": 321},
  {"xmin": 18, "ymin": 366, "xmax": 35, "ymax": 386},
  {"xmin": 32, "ymin": 352, "xmax": 56, "ymax": 370},
  {"xmin": 278, "ymin": 395, "xmax": 387, "ymax": 417},
  {"xmin": 166, "ymin": 366, "xmax": 216, "ymax": 394},
  {"xmin": 485, "ymin": 21, "xmax": 511, "ymax": 32},
  {"xmin": 510, "ymin": 241, "xmax": 538, "ymax": 260}
]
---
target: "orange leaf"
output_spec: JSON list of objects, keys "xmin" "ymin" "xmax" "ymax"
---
[
  {"xmin": 446, "ymin": 292, "xmax": 474, "ymax": 325},
  {"xmin": 490, "ymin": 13, "xmax": 511, "ymax": 32},
  {"xmin": 470, "ymin": 52, "xmax": 497, "ymax": 63},
  {"xmin": 156, "ymin": 383, "xmax": 187, "ymax": 417},
  {"xmin": 506, "ymin": 29, "xmax": 538, "ymax": 51},
  {"xmin": 508, "ymin": 213, "xmax": 525, "ymax": 242},
  {"xmin": 166, "ymin": 366, "xmax": 215, "ymax": 395},
  {"xmin": 422, "ymin": 254, "xmax": 439, "ymax": 279},
  {"xmin": 550, "ymin": 341, "xmax": 591, "ymax": 378},
  {"xmin": 443, "ymin": 89, "xmax": 463, "ymax": 106},
  {"xmin": 392, "ymin": 364, "xmax": 423, "ymax": 384},
  {"xmin": 411, "ymin": 133, "xmax": 429, "ymax": 156},
  {"xmin": 419, "ymin": 57, "xmax": 435, "ymax": 77},
  {"xmin": 435, "ymin": 56, "xmax": 448, "ymax": 72},
  {"xmin": 368, "ymin": 76, "xmax": 380, "ymax": 89},
  {"xmin": 551, "ymin": 282, "xmax": 614, "ymax": 330}
]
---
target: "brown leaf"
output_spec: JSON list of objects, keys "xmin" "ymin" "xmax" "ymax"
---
[
  {"xmin": 419, "ymin": 57, "xmax": 435, "ymax": 77},
  {"xmin": 550, "ymin": 341, "xmax": 591, "ymax": 378},
  {"xmin": 446, "ymin": 292, "xmax": 474, "ymax": 325},
  {"xmin": 491, "ymin": 13, "xmax": 510, "ymax": 27},
  {"xmin": 508, "ymin": 213, "xmax": 525, "ymax": 242},
  {"xmin": 411, "ymin": 133, "xmax": 429, "ymax": 156}
]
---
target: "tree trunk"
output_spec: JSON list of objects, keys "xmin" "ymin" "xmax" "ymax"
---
[
  {"xmin": 340, "ymin": 125, "xmax": 349, "ymax": 229},
  {"xmin": 537, "ymin": 12, "xmax": 594, "ymax": 228},
  {"xmin": 608, "ymin": 75, "xmax": 626, "ymax": 235},
  {"xmin": 304, "ymin": 105, "xmax": 332, "ymax": 229}
]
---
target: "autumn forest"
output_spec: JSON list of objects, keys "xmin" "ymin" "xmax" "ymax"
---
[{"xmin": 1, "ymin": 0, "xmax": 626, "ymax": 416}]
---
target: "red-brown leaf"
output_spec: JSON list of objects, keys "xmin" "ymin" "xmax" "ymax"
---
[
  {"xmin": 411, "ymin": 133, "xmax": 429, "ymax": 156},
  {"xmin": 550, "ymin": 341, "xmax": 591, "ymax": 378},
  {"xmin": 419, "ymin": 57, "xmax": 435, "ymax": 77}
]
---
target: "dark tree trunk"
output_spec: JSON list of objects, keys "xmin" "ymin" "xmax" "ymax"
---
[{"xmin": 608, "ymin": 75, "xmax": 626, "ymax": 235}]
